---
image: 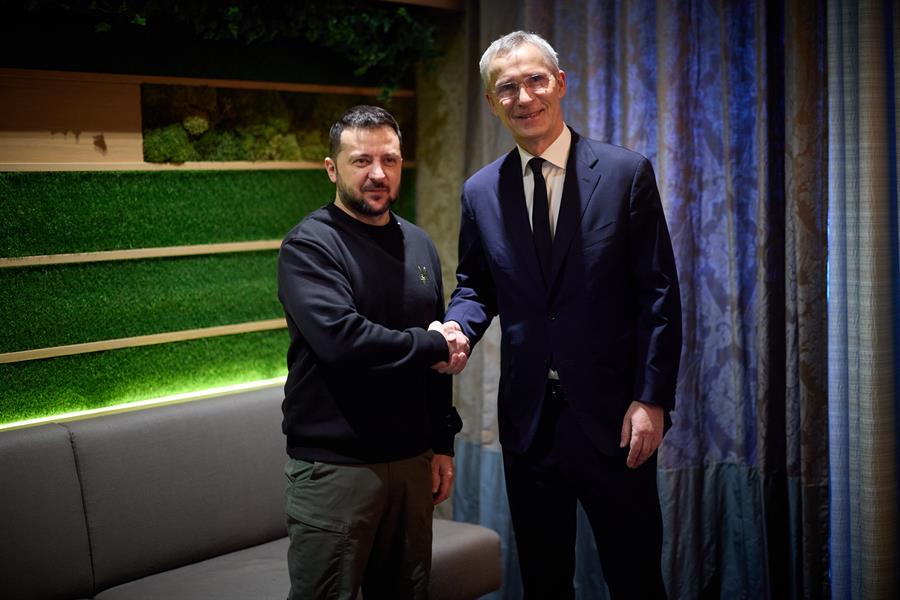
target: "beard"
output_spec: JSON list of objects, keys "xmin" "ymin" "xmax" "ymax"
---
[{"xmin": 336, "ymin": 178, "xmax": 398, "ymax": 218}]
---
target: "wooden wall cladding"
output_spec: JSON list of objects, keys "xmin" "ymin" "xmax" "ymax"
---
[
  {"xmin": 0, "ymin": 71, "xmax": 143, "ymax": 166},
  {"xmin": 0, "ymin": 68, "xmax": 414, "ymax": 171},
  {"xmin": 0, "ymin": 68, "xmax": 419, "ymax": 426}
]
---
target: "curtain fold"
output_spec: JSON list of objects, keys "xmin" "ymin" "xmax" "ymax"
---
[
  {"xmin": 784, "ymin": 0, "xmax": 830, "ymax": 596},
  {"xmin": 414, "ymin": 1, "xmax": 896, "ymax": 598},
  {"xmin": 443, "ymin": 1, "xmax": 831, "ymax": 598},
  {"xmin": 827, "ymin": 1, "xmax": 899, "ymax": 598}
]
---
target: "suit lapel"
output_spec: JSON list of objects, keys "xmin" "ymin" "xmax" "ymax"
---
[
  {"xmin": 498, "ymin": 150, "xmax": 545, "ymax": 287},
  {"xmin": 549, "ymin": 130, "xmax": 601, "ymax": 287}
]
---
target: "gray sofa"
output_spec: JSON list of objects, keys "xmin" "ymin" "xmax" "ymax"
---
[{"xmin": 0, "ymin": 388, "xmax": 502, "ymax": 600}]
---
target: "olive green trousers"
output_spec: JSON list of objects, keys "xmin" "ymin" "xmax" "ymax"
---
[{"xmin": 284, "ymin": 452, "xmax": 434, "ymax": 600}]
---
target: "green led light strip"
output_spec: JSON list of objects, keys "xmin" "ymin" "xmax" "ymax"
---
[{"xmin": 0, "ymin": 376, "xmax": 287, "ymax": 432}]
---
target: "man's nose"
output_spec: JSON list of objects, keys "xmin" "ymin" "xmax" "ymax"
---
[
  {"xmin": 517, "ymin": 83, "xmax": 536, "ymax": 103},
  {"xmin": 369, "ymin": 162, "xmax": 386, "ymax": 179}
]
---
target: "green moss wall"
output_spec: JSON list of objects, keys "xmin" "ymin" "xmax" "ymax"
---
[{"xmin": 0, "ymin": 169, "xmax": 416, "ymax": 424}]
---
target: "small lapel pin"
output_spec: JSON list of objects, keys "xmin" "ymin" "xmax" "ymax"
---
[{"xmin": 417, "ymin": 265, "xmax": 429, "ymax": 285}]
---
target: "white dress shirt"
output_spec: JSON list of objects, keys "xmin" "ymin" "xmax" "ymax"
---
[{"xmin": 517, "ymin": 125, "xmax": 572, "ymax": 239}]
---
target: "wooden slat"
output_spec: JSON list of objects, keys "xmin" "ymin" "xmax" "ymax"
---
[
  {"xmin": 0, "ymin": 68, "xmax": 414, "ymax": 97},
  {"xmin": 0, "ymin": 76, "xmax": 143, "ymax": 164},
  {"xmin": 0, "ymin": 240, "xmax": 282, "ymax": 268},
  {"xmin": 0, "ymin": 319, "xmax": 288, "ymax": 364},
  {"xmin": 0, "ymin": 159, "xmax": 414, "ymax": 172},
  {"xmin": 0, "ymin": 160, "xmax": 321, "ymax": 172}
]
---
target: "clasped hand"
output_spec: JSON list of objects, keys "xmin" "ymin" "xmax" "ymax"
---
[{"xmin": 429, "ymin": 321, "xmax": 469, "ymax": 374}]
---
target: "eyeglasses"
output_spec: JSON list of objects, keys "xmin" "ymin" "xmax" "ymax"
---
[{"xmin": 493, "ymin": 73, "xmax": 553, "ymax": 102}]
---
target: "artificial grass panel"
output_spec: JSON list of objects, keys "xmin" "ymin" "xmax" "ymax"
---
[
  {"xmin": 0, "ymin": 169, "xmax": 416, "ymax": 257},
  {"xmin": 1, "ymin": 252, "xmax": 284, "ymax": 353},
  {"xmin": 0, "ymin": 329, "xmax": 289, "ymax": 425}
]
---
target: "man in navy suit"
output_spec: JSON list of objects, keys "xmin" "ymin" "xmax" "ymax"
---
[{"xmin": 438, "ymin": 31, "xmax": 682, "ymax": 598}]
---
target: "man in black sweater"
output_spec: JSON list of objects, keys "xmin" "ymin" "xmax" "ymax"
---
[{"xmin": 277, "ymin": 106, "xmax": 465, "ymax": 600}]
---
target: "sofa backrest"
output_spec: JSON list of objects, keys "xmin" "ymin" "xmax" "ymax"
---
[
  {"xmin": 0, "ymin": 423, "xmax": 94, "ymax": 600},
  {"xmin": 64, "ymin": 388, "xmax": 287, "ymax": 593}
]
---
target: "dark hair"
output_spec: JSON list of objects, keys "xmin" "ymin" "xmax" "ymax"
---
[{"xmin": 328, "ymin": 105, "xmax": 402, "ymax": 157}]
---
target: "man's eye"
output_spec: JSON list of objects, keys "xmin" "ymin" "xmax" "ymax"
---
[
  {"xmin": 496, "ymin": 83, "xmax": 517, "ymax": 96},
  {"xmin": 527, "ymin": 74, "xmax": 549, "ymax": 87}
]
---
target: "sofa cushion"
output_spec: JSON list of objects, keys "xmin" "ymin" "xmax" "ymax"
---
[
  {"xmin": 64, "ymin": 389, "xmax": 287, "ymax": 593},
  {"xmin": 93, "ymin": 537, "xmax": 290, "ymax": 600},
  {"xmin": 93, "ymin": 519, "xmax": 501, "ymax": 600},
  {"xmin": 0, "ymin": 423, "xmax": 94, "ymax": 600},
  {"xmin": 430, "ymin": 518, "xmax": 502, "ymax": 599}
]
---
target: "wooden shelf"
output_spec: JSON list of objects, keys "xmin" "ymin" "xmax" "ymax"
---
[
  {"xmin": 0, "ymin": 160, "xmax": 415, "ymax": 172},
  {"xmin": 0, "ymin": 69, "xmax": 415, "ymax": 172},
  {"xmin": 0, "ymin": 68, "xmax": 414, "ymax": 96},
  {"xmin": 0, "ymin": 319, "xmax": 287, "ymax": 365}
]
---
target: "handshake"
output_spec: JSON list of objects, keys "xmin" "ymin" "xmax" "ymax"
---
[{"xmin": 428, "ymin": 321, "xmax": 470, "ymax": 374}]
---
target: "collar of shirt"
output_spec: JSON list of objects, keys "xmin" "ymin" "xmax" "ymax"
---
[
  {"xmin": 517, "ymin": 124, "xmax": 572, "ymax": 175},
  {"xmin": 517, "ymin": 125, "xmax": 572, "ymax": 237}
]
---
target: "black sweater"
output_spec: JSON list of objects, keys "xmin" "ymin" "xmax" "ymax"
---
[{"xmin": 278, "ymin": 203, "xmax": 461, "ymax": 464}]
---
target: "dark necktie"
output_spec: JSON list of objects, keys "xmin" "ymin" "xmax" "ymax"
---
[{"xmin": 529, "ymin": 157, "xmax": 552, "ymax": 283}]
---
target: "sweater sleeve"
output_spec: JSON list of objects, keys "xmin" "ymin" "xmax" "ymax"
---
[{"xmin": 278, "ymin": 233, "xmax": 450, "ymax": 372}]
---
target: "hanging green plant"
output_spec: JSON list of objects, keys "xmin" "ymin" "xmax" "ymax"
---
[{"xmin": 19, "ymin": 1, "xmax": 439, "ymax": 91}]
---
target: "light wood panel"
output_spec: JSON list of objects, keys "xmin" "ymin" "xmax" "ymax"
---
[
  {"xmin": 0, "ymin": 68, "xmax": 414, "ymax": 96},
  {"xmin": 0, "ymin": 69, "xmax": 415, "ymax": 171},
  {"xmin": 0, "ymin": 240, "xmax": 282, "ymax": 268},
  {"xmin": 0, "ymin": 159, "xmax": 415, "ymax": 171},
  {"xmin": 0, "ymin": 318, "xmax": 288, "ymax": 364},
  {"xmin": 0, "ymin": 74, "xmax": 143, "ymax": 164}
]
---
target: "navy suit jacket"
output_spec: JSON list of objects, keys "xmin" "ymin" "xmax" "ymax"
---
[{"xmin": 445, "ymin": 129, "xmax": 682, "ymax": 456}]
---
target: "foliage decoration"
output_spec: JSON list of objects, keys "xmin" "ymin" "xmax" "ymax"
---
[
  {"xmin": 141, "ymin": 84, "xmax": 416, "ymax": 163},
  {"xmin": 19, "ymin": 0, "xmax": 438, "ymax": 90}
]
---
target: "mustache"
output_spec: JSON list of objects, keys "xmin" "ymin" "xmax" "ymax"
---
[{"xmin": 362, "ymin": 182, "xmax": 389, "ymax": 191}]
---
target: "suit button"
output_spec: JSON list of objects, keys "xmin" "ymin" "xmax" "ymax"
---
[{"xmin": 548, "ymin": 313, "xmax": 558, "ymax": 321}]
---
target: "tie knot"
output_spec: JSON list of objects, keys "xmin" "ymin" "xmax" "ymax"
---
[{"xmin": 528, "ymin": 157, "xmax": 545, "ymax": 180}]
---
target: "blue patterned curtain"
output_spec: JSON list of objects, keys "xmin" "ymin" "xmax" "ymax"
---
[
  {"xmin": 447, "ymin": 1, "xmax": 841, "ymax": 598},
  {"xmin": 827, "ymin": 1, "xmax": 900, "ymax": 598}
]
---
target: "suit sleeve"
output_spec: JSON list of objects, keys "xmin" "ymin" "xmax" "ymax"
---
[
  {"xmin": 445, "ymin": 189, "xmax": 499, "ymax": 345},
  {"xmin": 278, "ymin": 234, "xmax": 449, "ymax": 372},
  {"xmin": 426, "ymin": 245, "xmax": 462, "ymax": 455},
  {"xmin": 628, "ymin": 158, "xmax": 682, "ymax": 410}
]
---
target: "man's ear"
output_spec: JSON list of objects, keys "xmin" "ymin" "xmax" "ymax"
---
[
  {"xmin": 324, "ymin": 157, "xmax": 337, "ymax": 183},
  {"xmin": 485, "ymin": 92, "xmax": 499, "ymax": 116},
  {"xmin": 556, "ymin": 70, "xmax": 567, "ymax": 98}
]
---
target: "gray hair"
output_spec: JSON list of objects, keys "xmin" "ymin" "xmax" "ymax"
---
[{"xmin": 478, "ymin": 31, "xmax": 560, "ymax": 89}]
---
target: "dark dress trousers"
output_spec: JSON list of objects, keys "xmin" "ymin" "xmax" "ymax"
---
[{"xmin": 445, "ymin": 129, "xmax": 682, "ymax": 599}]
